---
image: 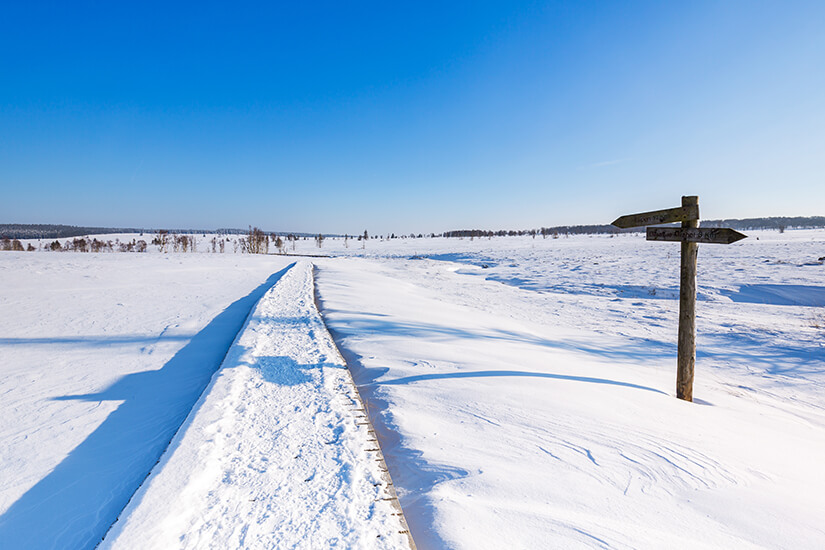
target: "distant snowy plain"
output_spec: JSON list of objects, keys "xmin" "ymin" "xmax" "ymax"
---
[{"xmin": 1, "ymin": 230, "xmax": 823, "ymax": 548}]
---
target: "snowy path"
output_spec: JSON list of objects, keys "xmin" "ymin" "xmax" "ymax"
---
[{"xmin": 101, "ymin": 261, "xmax": 413, "ymax": 549}]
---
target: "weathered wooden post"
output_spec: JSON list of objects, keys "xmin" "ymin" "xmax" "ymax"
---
[
  {"xmin": 612, "ymin": 196, "xmax": 746, "ymax": 402},
  {"xmin": 677, "ymin": 196, "xmax": 698, "ymax": 401}
]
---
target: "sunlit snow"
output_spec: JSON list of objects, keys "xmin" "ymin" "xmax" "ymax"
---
[{"xmin": 1, "ymin": 230, "xmax": 823, "ymax": 548}]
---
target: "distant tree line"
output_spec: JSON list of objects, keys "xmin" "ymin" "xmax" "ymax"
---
[
  {"xmin": 439, "ymin": 216, "xmax": 825, "ymax": 238},
  {"xmin": 700, "ymin": 216, "xmax": 825, "ymax": 232},
  {"xmin": 441, "ymin": 226, "xmax": 626, "ymax": 238},
  {"xmin": 3, "ymin": 215, "xmax": 823, "ymax": 246},
  {"xmin": 0, "ymin": 224, "xmax": 148, "ymax": 239},
  {"xmin": 0, "ymin": 224, "xmax": 326, "ymax": 240}
]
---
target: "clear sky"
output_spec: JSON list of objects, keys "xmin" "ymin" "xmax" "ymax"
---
[{"xmin": 2, "ymin": 1, "xmax": 824, "ymax": 235}]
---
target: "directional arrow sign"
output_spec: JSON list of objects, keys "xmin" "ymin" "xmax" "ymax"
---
[
  {"xmin": 646, "ymin": 226, "xmax": 747, "ymax": 244},
  {"xmin": 612, "ymin": 204, "xmax": 699, "ymax": 229},
  {"xmin": 613, "ymin": 196, "xmax": 748, "ymax": 403}
]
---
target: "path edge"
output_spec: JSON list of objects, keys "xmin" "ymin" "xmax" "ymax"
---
[{"xmin": 311, "ymin": 264, "xmax": 417, "ymax": 550}]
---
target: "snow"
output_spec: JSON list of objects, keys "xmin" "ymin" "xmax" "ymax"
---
[
  {"xmin": 0, "ymin": 252, "xmax": 294, "ymax": 548},
  {"xmin": 101, "ymin": 261, "xmax": 411, "ymax": 549},
  {"xmin": 1, "ymin": 229, "xmax": 824, "ymax": 548},
  {"xmin": 313, "ymin": 230, "xmax": 825, "ymax": 549}
]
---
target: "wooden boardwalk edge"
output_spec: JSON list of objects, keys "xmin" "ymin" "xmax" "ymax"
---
[{"xmin": 311, "ymin": 264, "xmax": 418, "ymax": 550}]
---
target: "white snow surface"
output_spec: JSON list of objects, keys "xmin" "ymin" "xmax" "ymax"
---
[
  {"xmin": 313, "ymin": 231, "xmax": 825, "ymax": 549},
  {"xmin": 0, "ymin": 252, "xmax": 295, "ymax": 548},
  {"xmin": 101, "ymin": 261, "xmax": 410, "ymax": 549},
  {"xmin": 1, "ymin": 229, "xmax": 824, "ymax": 549}
]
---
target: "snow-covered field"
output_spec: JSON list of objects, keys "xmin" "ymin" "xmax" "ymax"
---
[
  {"xmin": 0, "ymin": 252, "xmax": 294, "ymax": 548},
  {"xmin": 1, "ymin": 229, "xmax": 823, "ymax": 548}
]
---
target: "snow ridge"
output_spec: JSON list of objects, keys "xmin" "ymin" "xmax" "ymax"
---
[{"xmin": 101, "ymin": 261, "xmax": 412, "ymax": 549}]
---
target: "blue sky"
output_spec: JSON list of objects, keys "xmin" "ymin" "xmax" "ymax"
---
[{"xmin": 2, "ymin": 1, "xmax": 824, "ymax": 234}]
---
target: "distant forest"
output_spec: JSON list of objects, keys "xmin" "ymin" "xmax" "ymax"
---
[
  {"xmin": 1, "ymin": 216, "xmax": 824, "ymax": 240},
  {"xmin": 0, "ymin": 224, "xmax": 309, "ymax": 239},
  {"xmin": 440, "ymin": 216, "xmax": 825, "ymax": 238}
]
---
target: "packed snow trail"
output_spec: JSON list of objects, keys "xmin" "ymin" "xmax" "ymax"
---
[{"xmin": 101, "ymin": 261, "xmax": 412, "ymax": 550}]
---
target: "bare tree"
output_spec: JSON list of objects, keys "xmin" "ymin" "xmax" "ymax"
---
[
  {"xmin": 69, "ymin": 238, "xmax": 89, "ymax": 252},
  {"xmin": 246, "ymin": 227, "xmax": 269, "ymax": 254},
  {"xmin": 153, "ymin": 231, "xmax": 170, "ymax": 252}
]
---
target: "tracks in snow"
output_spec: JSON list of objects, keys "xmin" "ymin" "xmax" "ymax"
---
[{"xmin": 101, "ymin": 261, "xmax": 414, "ymax": 550}]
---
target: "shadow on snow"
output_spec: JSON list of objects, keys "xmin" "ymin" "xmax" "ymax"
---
[
  {"xmin": 378, "ymin": 369, "xmax": 666, "ymax": 393},
  {"xmin": 0, "ymin": 264, "xmax": 293, "ymax": 550},
  {"xmin": 0, "ymin": 335, "xmax": 194, "ymax": 346},
  {"xmin": 317, "ymin": 289, "xmax": 674, "ymax": 548},
  {"xmin": 719, "ymin": 283, "xmax": 825, "ymax": 307}
]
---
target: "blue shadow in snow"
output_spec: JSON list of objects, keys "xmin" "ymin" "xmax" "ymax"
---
[
  {"xmin": 334, "ymin": 315, "xmax": 825, "ymax": 379},
  {"xmin": 719, "ymin": 284, "xmax": 825, "ymax": 307},
  {"xmin": 484, "ymin": 276, "xmax": 722, "ymax": 302},
  {"xmin": 424, "ymin": 252, "xmax": 500, "ymax": 269},
  {"xmin": 378, "ymin": 369, "xmax": 666, "ymax": 394},
  {"xmin": 314, "ymin": 314, "xmax": 669, "ymax": 547},
  {"xmin": 0, "ymin": 335, "xmax": 193, "ymax": 346},
  {"xmin": 321, "ymin": 314, "xmax": 678, "ymax": 363},
  {"xmin": 253, "ymin": 355, "xmax": 345, "ymax": 387},
  {"xmin": 319, "ymin": 343, "xmax": 469, "ymax": 550},
  {"xmin": 700, "ymin": 330, "xmax": 825, "ymax": 377},
  {"xmin": 0, "ymin": 263, "xmax": 294, "ymax": 550},
  {"xmin": 312, "ymin": 288, "xmax": 468, "ymax": 550}
]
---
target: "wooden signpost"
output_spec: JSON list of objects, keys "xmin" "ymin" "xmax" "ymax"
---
[{"xmin": 612, "ymin": 196, "xmax": 747, "ymax": 402}]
